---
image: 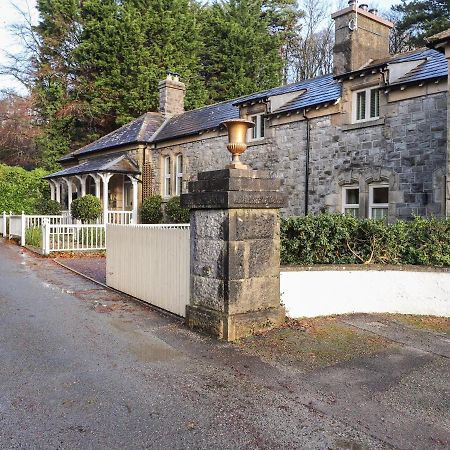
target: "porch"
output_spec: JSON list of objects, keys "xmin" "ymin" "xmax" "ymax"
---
[{"xmin": 44, "ymin": 153, "xmax": 140, "ymax": 225}]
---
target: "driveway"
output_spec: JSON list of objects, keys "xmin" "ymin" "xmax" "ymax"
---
[{"xmin": 0, "ymin": 240, "xmax": 449, "ymax": 449}]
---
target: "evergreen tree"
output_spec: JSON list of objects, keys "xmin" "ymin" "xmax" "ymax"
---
[
  {"xmin": 202, "ymin": 0, "xmax": 284, "ymax": 103},
  {"xmin": 392, "ymin": 0, "xmax": 450, "ymax": 49}
]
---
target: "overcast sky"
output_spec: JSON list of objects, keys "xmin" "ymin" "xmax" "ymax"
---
[{"xmin": 0, "ymin": 0, "xmax": 402, "ymax": 95}]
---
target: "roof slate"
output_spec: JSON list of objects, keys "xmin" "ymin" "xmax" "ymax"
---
[
  {"xmin": 46, "ymin": 153, "xmax": 140, "ymax": 179},
  {"xmin": 61, "ymin": 112, "xmax": 164, "ymax": 161}
]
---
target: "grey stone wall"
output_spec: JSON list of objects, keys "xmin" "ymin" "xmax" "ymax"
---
[{"xmin": 152, "ymin": 91, "xmax": 448, "ymax": 219}]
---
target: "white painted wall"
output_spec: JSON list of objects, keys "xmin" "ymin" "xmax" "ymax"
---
[{"xmin": 281, "ymin": 269, "xmax": 450, "ymax": 318}]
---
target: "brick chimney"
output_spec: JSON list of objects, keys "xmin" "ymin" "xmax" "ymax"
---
[
  {"xmin": 158, "ymin": 72, "xmax": 186, "ymax": 118},
  {"xmin": 332, "ymin": 1, "xmax": 394, "ymax": 76}
]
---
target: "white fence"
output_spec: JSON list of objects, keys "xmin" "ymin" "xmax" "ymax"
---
[
  {"xmin": 42, "ymin": 222, "xmax": 106, "ymax": 255},
  {"xmin": 107, "ymin": 210, "xmax": 133, "ymax": 225},
  {"xmin": 281, "ymin": 268, "xmax": 450, "ymax": 318},
  {"xmin": 106, "ymin": 224, "xmax": 190, "ymax": 317},
  {"xmin": 5, "ymin": 213, "xmax": 72, "ymax": 246}
]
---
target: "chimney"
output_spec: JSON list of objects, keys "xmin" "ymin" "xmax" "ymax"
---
[
  {"xmin": 332, "ymin": 3, "xmax": 394, "ymax": 76},
  {"xmin": 158, "ymin": 71, "xmax": 186, "ymax": 118}
]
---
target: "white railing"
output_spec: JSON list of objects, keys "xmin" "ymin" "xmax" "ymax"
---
[
  {"xmin": 107, "ymin": 210, "xmax": 133, "ymax": 225},
  {"xmin": 106, "ymin": 224, "xmax": 190, "ymax": 317},
  {"xmin": 0, "ymin": 211, "xmax": 10, "ymax": 237},
  {"xmin": 7, "ymin": 213, "xmax": 73, "ymax": 246},
  {"xmin": 42, "ymin": 222, "xmax": 106, "ymax": 255}
]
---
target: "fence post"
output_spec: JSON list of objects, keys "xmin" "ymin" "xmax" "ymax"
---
[
  {"xmin": 42, "ymin": 218, "xmax": 50, "ymax": 256},
  {"xmin": 20, "ymin": 211, "xmax": 26, "ymax": 246},
  {"xmin": 2, "ymin": 211, "xmax": 6, "ymax": 237}
]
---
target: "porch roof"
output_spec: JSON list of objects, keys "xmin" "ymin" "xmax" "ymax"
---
[{"xmin": 44, "ymin": 153, "xmax": 140, "ymax": 180}]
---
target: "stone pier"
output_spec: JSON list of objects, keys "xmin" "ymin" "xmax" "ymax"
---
[{"xmin": 181, "ymin": 168, "xmax": 287, "ymax": 341}]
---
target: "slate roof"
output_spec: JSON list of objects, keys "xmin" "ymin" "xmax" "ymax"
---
[
  {"xmin": 152, "ymin": 99, "xmax": 240, "ymax": 143},
  {"xmin": 45, "ymin": 153, "xmax": 140, "ymax": 179},
  {"xmin": 60, "ymin": 112, "xmax": 163, "ymax": 162}
]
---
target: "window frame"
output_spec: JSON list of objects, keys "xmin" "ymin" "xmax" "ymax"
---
[
  {"xmin": 352, "ymin": 87, "xmax": 380, "ymax": 123},
  {"xmin": 163, "ymin": 155, "xmax": 171, "ymax": 198},
  {"xmin": 175, "ymin": 154, "xmax": 183, "ymax": 196},
  {"xmin": 123, "ymin": 177, "xmax": 132, "ymax": 210},
  {"xmin": 248, "ymin": 113, "xmax": 266, "ymax": 141},
  {"xmin": 369, "ymin": 183, "xmax": 389, "ymax": 220},
  {"xmin": 342, "ymin": 185, "xmax": 360, "ymax": 217}
]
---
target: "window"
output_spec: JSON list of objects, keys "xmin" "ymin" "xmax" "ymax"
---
[
  {"xmin": 175, "ymin": 154, "xmax": 183, "ymax": 196},
  {"xmin": 249, "ymin": 114, "xmax": 266, "ymax": 140},
  {"xmin": 163, "ymin": 156, "xmax": 171, "ymax": 197},
  {"xmin": 123, "ymin": 178, "xmax": 132, "ymax": 209},
  {"xmin": 353, "ymin": 87, "xmax": 380, "ymax": 122},
  {"xmin": 342, "ymin": 186, "xmax": 360, "ymax": 217},
  {"xmin": 369, "ymin": 184, "xmax": 389, "ymax": 220}
]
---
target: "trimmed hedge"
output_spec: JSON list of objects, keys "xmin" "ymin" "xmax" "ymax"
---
[
  {"xmin": 165, "ymin": 196, "xmax": 190, "ymax": 223},
  {"xmin": 141, "ymin": 195, "xmax": 163, "ymax": 224},
  {"xmin": 281, "ymin": 214, "xmax": 450, "ymax": 267}
]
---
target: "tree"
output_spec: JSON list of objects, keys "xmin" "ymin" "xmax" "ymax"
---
[
  {"xmin": 0, "ymin": 93, "xmax": 40, "ymax": 168},
  {"xmin": 71, "ymin": 194, "xmax": 102, "ymax": 222},
  {"xmin": 391, "ymin": 0, "xmax": 450, "ymax": 49},
  {"xmin": 286, "ymin": 0, "xmax": 334, "ymax": 82},
  {"xmin": 202, "ymin": 0, "xmax": 284, "ymax": 102}
]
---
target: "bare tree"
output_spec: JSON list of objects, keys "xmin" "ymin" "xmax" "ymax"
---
[{"xmin": 287, "ymin": 0, "xmax": 335, "ymax": 82}]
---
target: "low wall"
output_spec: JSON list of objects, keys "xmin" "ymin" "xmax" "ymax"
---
[{"xmin": 281, "ymin": 266, "xmax": 450, "ymax": 318}]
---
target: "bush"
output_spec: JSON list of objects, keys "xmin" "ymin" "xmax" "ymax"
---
[
  {"xmin": 281, "ymin": 213, "xmax": 450, "ymax": 267},
  {"xmin": 71, "ymin": 195, "xmax": 102, "ymax": 223},
  {"xmin": 0, "ymin": 164, "xmax": 50, "ymax": 213},
  {"xmin": 141, "ymin": 195, "xmax": 163, "ymax": 224},
  {"xmin": 37, "ymin": 198, "xmax": 62, "ymax": 215},
  {"xmin": 165, "ymin": 196, "xmax": 190, "ymax": 223}
]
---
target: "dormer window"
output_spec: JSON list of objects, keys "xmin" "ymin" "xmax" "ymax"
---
[
  {"xmin": 249, "ymin": 114, "xmax": 266, "ymax": 140},
  {"xmin": 353, "ymin": 87, "xmax": 380, "ymax": 122}
]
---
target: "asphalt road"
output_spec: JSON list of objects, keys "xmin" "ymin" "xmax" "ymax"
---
[{"xmin": 0, "ymin": 240, "xmax": 449, "ymax": 450}]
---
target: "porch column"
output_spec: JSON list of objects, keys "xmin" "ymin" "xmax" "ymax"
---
[
  {"xmin": 49, "ymin": 181, "xmax": 56, "ymax": 201},
  {"xmin": 128, "ymin": 175, "xmax": 139, "ymax": 224},
  {"xmin": 92, "ymin": 174, "xmax": 101, "ymax": 199},
  {"xmin": 99, "ymin": 173, "xmax": 113, "ymax": 224},
  {"xmin": 62, "ymin": 177, "xmax": 73, "ymax": 213},
  {"xmin": 75, "ymin": 175, "xmax": 87, "ymax": 197},
  {"xmin": 53, "ymin": 179, "xmax": 61, "ymax": 203}
]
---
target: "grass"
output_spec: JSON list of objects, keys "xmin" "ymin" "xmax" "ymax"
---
[
  {"xmin": 383, "ymin": 314, "xmax": 450, "ymax": 334},
  {"xmin": 240, "ymin": 317, "xmax": 391, "ymax": 371},
  {"xmin": 25, "ymin": 227, "xmax": 42, "ymax": 248}
]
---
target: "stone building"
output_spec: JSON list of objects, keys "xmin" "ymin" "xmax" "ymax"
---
[{"xmin": 45, "ymin": 2, "xmax": 450, "ymax": 222}]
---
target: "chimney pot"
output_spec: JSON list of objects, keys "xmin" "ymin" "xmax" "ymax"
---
[
  {"xmin": 348, "ymin": 0, "xmax": 356, "ymax": 5},
  {"xmin": 359, "ymin": 4, "xmax": 369, "ymax": 11},
  {"xmin": 369, "ymin": 8, "xmax": 378, "ymax": 15}
]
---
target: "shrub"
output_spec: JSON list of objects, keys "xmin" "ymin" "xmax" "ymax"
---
[
  {"xmin": 71, "ymin": 195, "xmax": 102, "ymax": 223},
  {"xmin": 281, "ymin": 213, "xmax": 450, "ymax": 267},
  {"xmin": 37, "ymin": 198, "xmax": 62, "ymax": 215},
  {"xmin": 141, "ymin": 195, "xmax": 163, "ymax": 224},
  {"xmin": 0, "ymin": 164, "xmax": 50, "ymax": 213},
  {"xmin": 165, "ymin": 196, "xmax": 190, "ymax": 223}
]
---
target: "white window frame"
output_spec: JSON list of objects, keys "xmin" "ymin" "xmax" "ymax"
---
[
  {"xmin": 163, "ymin": 156, "xmax": 171, "ymax": 198},
  {"xmin": 248, "ymin": 113, "xmax": 266, "ymax": 141},
  {"xmin": 352, "ymin": 87, "xmax": 380, "ymax": 123},
  {"xmin": 342, "ymin": 185, "xmax": 360, "ymax": 217},
  {"xmin": 369, "ymin": 183, "xmax": 389, "ymax": 220},
  {"xmin": 175, "ymin": 154, "xmax": 183, "ymax": 196}
]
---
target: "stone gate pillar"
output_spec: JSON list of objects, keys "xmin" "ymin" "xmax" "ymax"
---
[{"xmin": 181, "ymin": 168, "xmax": 287, "ymax": 341}]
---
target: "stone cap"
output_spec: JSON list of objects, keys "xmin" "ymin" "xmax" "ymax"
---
[{"xmin": 181, "ymin": 169, "xmax": 287, "ymax": 210}]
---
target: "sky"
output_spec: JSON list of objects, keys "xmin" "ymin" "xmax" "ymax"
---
[{"xmin": 0, "ymin": 0, "xmax": 402, "ymax": 95}]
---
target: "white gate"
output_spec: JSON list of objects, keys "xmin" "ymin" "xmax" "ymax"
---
[{"xmin": 106, "ymin": 224, "xmax": 190, "ymax": 317}]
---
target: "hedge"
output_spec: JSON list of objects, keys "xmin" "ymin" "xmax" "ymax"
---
[{"xmin": 281, "ymin": 214, "xmax": 450, "ymax": 267}]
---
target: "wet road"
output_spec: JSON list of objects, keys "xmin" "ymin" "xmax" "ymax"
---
[{"xmin": 0, "ymin": 240, "xmax": 448, "ymax": 449}]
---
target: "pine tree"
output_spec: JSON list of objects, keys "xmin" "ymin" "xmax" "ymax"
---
[
  {"xmin": 202, "ymin": 0, "xmax": 284, "ymax": 103},
  {"xmin": 392, "ymin": 0, "xmax": 450, "ymax": 49}
]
